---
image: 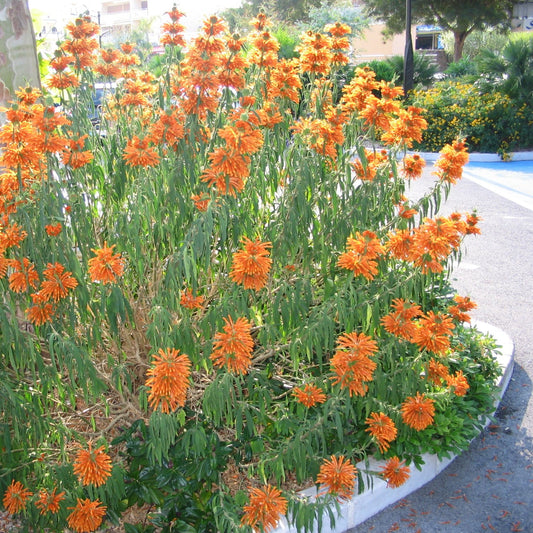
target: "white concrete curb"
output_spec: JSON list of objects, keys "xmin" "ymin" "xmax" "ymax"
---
[{"xmin": 272, "ymin": 321, "xmax": 514, "ymax": 533}]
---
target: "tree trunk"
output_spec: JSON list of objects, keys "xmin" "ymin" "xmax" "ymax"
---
[
  {"xmin": 0, "ymin": 0, "xmax": 41, "ymax": 117},
  {"xmin": 453, "ymin": 31, "xmax": 468, "ymax": 62}
]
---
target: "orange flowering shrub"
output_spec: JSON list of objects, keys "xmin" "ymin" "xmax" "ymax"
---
[{"xmin": 0, "ymin": 8, "xmax": 502, "ymax": 532}]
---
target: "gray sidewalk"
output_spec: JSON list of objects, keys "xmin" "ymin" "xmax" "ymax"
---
[{"xmin": 351, "ymin": 162, "xmax": 533, "ymax": 532}]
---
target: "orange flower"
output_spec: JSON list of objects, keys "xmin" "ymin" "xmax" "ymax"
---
[
  {"xmin": 337, "ymin": 231, "xmax": 384, "ymax": 280},
  {"xmin": 61, "ymin": 135, "xmax": 93, "ymax": 169},
  {"xmin": 241, "ymin": 484, "xmax": 287, "ymax": 533},
  {"xmin": 434, "ymin": 139, "xmax": 469, "ymax": 184},
  {"xmin": 35, "ymin": 487, "xmax": 65, "ymax": 514},
  {"xmin": 402, "ymin": 153, "xmax": 426, "ymax": 179},
  {"xmin": 381, "ymin": 298, "xmax": 421, "ymax": 341},
  {"xmin": 381, "ymin": 106, "xmax": 427, "ymax": 148},
  {"xmin": 2, "ymin": 480, "xmax": 32, "ymax": 515},
  {"xmin": 401, "ymin": 392, "xmax": 435, "ymax": 431},
  {"xmin": 230, "ymin": 237, "xmax": 272, "ymax": 291},
  {"xmin": 465, "ymin": 212, "xmax": 481, "ymax": 235},
  {"xmin": 123, "ymin": 136, "xmax": 160, "ymax": 167},
  {"xmin": 316, "ymin": 455, "xmax": 357, "ymax": 501},
  {"xmin": 269, "ymin": 59, "xmax": 302, "ymax": 103},
  {"xmin": 427, "ymin": 358, "xmax": 450, "ymax": 385},
  {"xmin": 45, "ymin": 223, "xmax": 62, "ymax": 236},
  {"xmin": 191, "ymin": 193, "xmax": 210, "ymax": 212},
  {"xmin": 445, "ymin": 370, "xmax": 469, "ymax": 396},
  {"xmin": 385, "ymin": 229, "xmax": 414, "ymax": 261},
  {"xmin": 180, "ymin": 288, "xmax": 205, "ymax": 310},
  {"xmin": 8, "ymin": 257, "xmax": 39, "ymax": 293},
  {"xmin": 211, "ymin": 316, "xmax": 254, "ymax": 374},
  {"xmin": 448, "ymin": 295, "xmax": 477, "ymax": 323},
  {"xmin": 412, "ymin": 311, "xmax": 455, "ymax": 354},
  {"xmin": 73, "ymin": 442, "xmax": 112, "ymax": 487},
  {"xmin": 365, "ymin": 412, "xmax": 398, "ymax": 453},
  {"xmin": 146, "ymin": 348, "xmax": 192, "ymax": 413},
  {"xmin": 380, "ymin": 457, "xmax": 410, "ymax": 488},
  {"xmin": 297, "ymin": 31, "xmax": 333, "ymax": 76},
  {"xmin": 40, "ymin": 262, "xmax": 78, "ymax": 302},
  {"xmin": 0, "ymin": 223, "xmax": 27, "ymax": 249},
  {"xmin": 293, "ymin": 384, "xmax": 327, "ymax": 408},
  {"xmin": 351, "ymin": 149, "xmax": 388, "ymax": 181},
  {"xmin": 330, "ymin": 331, "xmax": 378, "ymax": 397},
  {"xmin": 26, "ymin": 291, "xmax": 55, "ymax": 326},
  {"xmin": 67, "ymin": 498, "xmax": 106, "ymax": 533},
  {"xmin": 88, "ymin": 242, "xmax": 125, "ymax": 284}
]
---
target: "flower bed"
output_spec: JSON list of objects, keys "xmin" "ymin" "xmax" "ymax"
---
[{"xmin": 0, "ymin": 9, "xmax": 502, "ymax": 533}]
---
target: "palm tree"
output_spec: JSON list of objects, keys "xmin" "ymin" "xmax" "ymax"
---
[{"xmin": 476, "ymin": 36, "xmax": 533, "ymax": 101}]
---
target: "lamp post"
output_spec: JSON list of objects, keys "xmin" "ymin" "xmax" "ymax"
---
[{"xmin": 403, "ymin": 0, "xmax": 414, "ymax": 96}]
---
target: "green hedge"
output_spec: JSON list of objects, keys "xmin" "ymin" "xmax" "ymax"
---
[{"xmin": 410, "ymin": 81, "xmax": 533, "ymax": 155}]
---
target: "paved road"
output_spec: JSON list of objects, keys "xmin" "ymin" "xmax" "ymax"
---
[{"xmin": 351, "ymin": 162, "xmax": 533, "ymax": 532}]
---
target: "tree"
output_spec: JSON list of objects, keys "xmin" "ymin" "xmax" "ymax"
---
[
  {"xmin": 363, "ymin": 0, "xmax": 515, "ymax": 62},
  {"xmin": 0, "ymin": 0, "xmax": 41, "ymax": 116}
]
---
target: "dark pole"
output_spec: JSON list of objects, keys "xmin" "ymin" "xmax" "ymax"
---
[{"xmin": 403, "ymin": 0, "xmax": 414, "ymax": 97}]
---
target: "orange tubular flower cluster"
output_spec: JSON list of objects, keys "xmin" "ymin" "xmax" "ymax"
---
[
  {"xmin": 412, "ymin": 310, "xmax": 455, "ymax": 354},
  {"xmin": 297, "ymin": 31, "xmax": 333, "ymax": 76},
  {"xmin": 337, "ymin": 231, "xmax": 384, "ymax": 280},
  {"xmin": 445, "ymin": 370, "xmax": 470, "ymax": 396},
  {"xmin": 382, "ymin": 106, "xmax": 427, "ymax": 148},
  {"xmin": 39, "ymin": 262, "xmax": 78, "ymax": 302},
  {"xmin": 94, "ymin": 48, "xmax": 122, "ymax": 79},
  {"xmin": 293, "ymin": 384, "xmax": 327, "ymax": 408},
  {"xmin": 88, "ymin": 242, "xmax": 125, "ymax": 285},
  {"xmin": 316, "ymin": 455, "xmax": 357, "ymax": 501},
  {"xmin": 241, "ymin": 484, "xmax": 287, "ymax": 533},
  {"xmin": 145, "ymin": 348, "xmax": 192, "ymax": 413},
  {"xmin": 61, "ymin": 134, "xmax": 93, "ymax": 169},
  {"xmin": 8, "ymin": 257, "xmax": 39, "ymax": 293},
  {"xmin": 380, "ymin": 457, "xmax": 410, "ymax": 488},
  {"xmin": 35, "ymin": 487, "xmax": 65, "ymax": 515},
  {"xmin": 381, "ymin": 298, "xmax": 422, "ymax": 341},
  {"xmin": 340, "ymin": 66, "xmax": 379, "ymax": 113},
  {"xmin": 210, "ymin": 316, "xmax": 254, "ymax": 375},
  {"xmin": 401, "ymin": 392, "xmax": 436, "ymax": 431},
  {"xmin": 351, "ymin": 148, "xmax": 388, "ymax": 182},
  {"xmin": 62, "ymin": 15, "xmax": 100, "ymax": 71},
  {"xmin": 434, "ymin": 139, "xmax": 469, "ymax": 184},
  {"xmin": 67, "ymin": 498, "xmax": 106, "ymax": 533},
  {"xmin": 427, "ymin": 357, "xmax": 450, "ymax": 385},
  {"xmin": 230, "ymin": 237, "xmax": 272, "ymax": 291},
  {"xmin": 330, "ymin": 331, "xmax": 378, "ymax": 397},
  {"xmin": 269, "ymin": 59, "xmax": 302, "ymax": 104},
  {"xmin": 73, "ymin": 442, "xmax": 113, "ymax": 487},
  {"xmin": 160, "ymin": 7, "xmax": 186, "ymax": 47},
  {"xmin": 180, "ymin": 288, "xmax": 205, "ymax": 310},
  {"xmin": 123, "ymin": 135, "xmax": 160, "ymax": 168},
  {"xmin": 248, "ymin": 19, "xmax": 280, "ymax": 69},
  {"xmin": 325, "ymin": 22, "xmax": 351, "ymax": 65},
  {"xmin": 448, "ymin": 294, "xmax": 477, "ymax": 323},
  {"xmin": 406, "ymin": 216, "xmax": 466, "ymax": 274},
  {"xmin": 219, "ymin": 35, "xmax": 248, "ymax": 90},
  {"xmin": 402, "ymin": 153, "xmax": 426, "ymax": 179},
  {"xmin": 2, "ymin": 480, "xmax": 32, "ymax": 514},
  {"xmin": 365, "ymin": 412, "xmax": 398, "ymax": 453}
]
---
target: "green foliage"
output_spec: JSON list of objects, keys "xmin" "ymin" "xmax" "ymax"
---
[
  {"xmin": 299, "ymin": 0, "xmax": 368, "ymax": 36},
  {"xmin": 410, "ymin": 81, "xmax": 533, "ymax": 153},
  {"xmin": 443, "ymin": 58, "xmax": 477, "ymax": 80},
  {"xmin": 0, "ymin": 9, "xmax": 505, "ymax": 533},
  {"xmin": 476, "ymin": 34, "xmax": 533, "ymax": 101},
  {"xmin": 440, "ymin": 29, "xmax": 510, "ymax": 61},
  {"xmin": 273, "ymin": 26, "xmax": 300, "ymax": 59},
  {"xmin": 356, "ymin": 60, "xmax": 396, "ymax": 83},
  {"xmin": 386, "ymin": 53, "xmax": 438, "ymax": 88}
]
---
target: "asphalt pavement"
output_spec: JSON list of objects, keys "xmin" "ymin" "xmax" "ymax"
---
[{"xmin": 350, "ymin": 161, "xmax": 533, "ymax": 533}]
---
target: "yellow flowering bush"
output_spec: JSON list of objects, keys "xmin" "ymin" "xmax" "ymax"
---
[
  {"xmin": 0, "ymin": 9, "xmax": 502, "ymax": 532},
  {"xmin": 411, "ymin": 81, "xmax": 533, "ymax": 154}
]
